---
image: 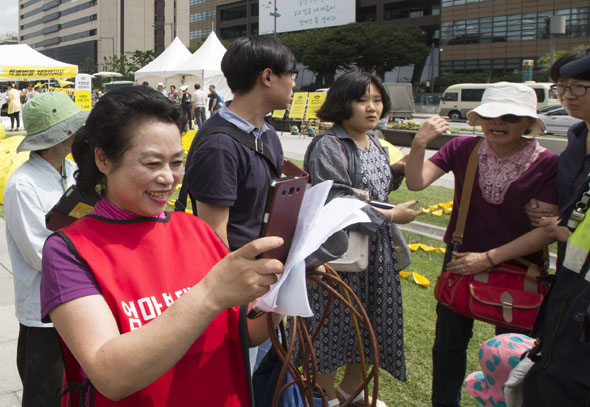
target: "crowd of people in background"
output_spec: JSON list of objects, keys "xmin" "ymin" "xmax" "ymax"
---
[{"xmin": 2, "ymin": 35, "xmax": 590, "ymax": 407}]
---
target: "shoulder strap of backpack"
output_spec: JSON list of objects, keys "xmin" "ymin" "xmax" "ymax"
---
[{"xmin": 175, "ymin": 124, "xmax": 280, "ymax": 213}]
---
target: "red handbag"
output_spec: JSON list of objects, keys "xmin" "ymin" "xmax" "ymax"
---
[
  {"xmin": 434, "ymin": 138, "xmax": 548, "ymax": 331},
  {"xmin": 434, "ymin": 261, "xmax": 548, "ymax": 330}
]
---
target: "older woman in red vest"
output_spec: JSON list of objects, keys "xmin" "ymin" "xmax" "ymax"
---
[{"xmin": 40, "ymin": 85, "xmax": 283, "ymax": 406}]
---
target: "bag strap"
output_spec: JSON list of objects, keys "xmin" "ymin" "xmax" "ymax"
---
[
  {"xmin": 175, "ymin": 124, "xmax": 281, "ymax": 213},
  {"xmin": 452, "ymin": 138, "xmax": 483, "ymax": 249}
]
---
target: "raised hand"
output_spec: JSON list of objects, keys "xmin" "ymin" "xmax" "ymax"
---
[
  {"xmin": 413, "ymin": 116, "xmax": 450, "ymax": 148},
  {"xmin": 201, "ymin": 237, "xmax": 284, "ymax": 311}
]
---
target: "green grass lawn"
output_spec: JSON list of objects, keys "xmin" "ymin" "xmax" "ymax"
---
[{"xmin": 390, "ymin": 181, "xmax": 455, "ymax": 229}]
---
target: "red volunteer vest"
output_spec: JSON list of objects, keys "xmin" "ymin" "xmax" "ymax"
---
[{"xmin": 59, "ymin": 212, "xmax": 250, "ymax": 406}]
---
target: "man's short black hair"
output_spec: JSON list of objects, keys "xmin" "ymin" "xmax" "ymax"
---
[
  {"xmin": 316, "ymin": 72, "xmax": 391, "ymax": 124},
  {"xmin": 221, "ymin": 35, "xmax": 297, "ymax": 94},
  {"xmin": 550, "ymin": 46, "xmax": 590, "ymax": 82},
  {"xmin": 194, "ymin": 83, "xmax": 201, "ymax": 90}
]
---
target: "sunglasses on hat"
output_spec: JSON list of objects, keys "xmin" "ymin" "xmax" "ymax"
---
[{"xmin": 480, "ymin": 114, "xmax": 525, "ymax": 124}]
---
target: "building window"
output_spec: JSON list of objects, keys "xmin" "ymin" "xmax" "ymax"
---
[
  {"xmin": 357, "ymin": 6, "xmax": 376, "ymax": 22},
  {"xmin": 21, "ymin": 5, "xmax": 44, "ymax": 19},
  {"xmin": 190, "ymin": 28, "xmax": 213, "ymax": 40},
  {"xmin": 442, "ymin": 0, "xmax": 492, "ymax": 6},
  {"xmin": 441, "ymin": 8, "xmax": 589, "ymax": 45},
  {"xmin": 190, "ymin": 10, "xmax": 215, "ymax": 23},
  {"xmin": 220, "ymin": 5, "xmax": 247, "ymax": 21},
  {"xmin": 21, "ymin": 0, "xmax": 42, "ymax": 8},
  {"xmin": 220, "ymin": 25, "xmax": 247, "ymax": 39},
  {"xmin": 384, "ymin": 2, "xmax": 438, "ymax": 20},
  {"xmin": 189, "ymin": 0, "xmax": 212, "ymax": 5}
]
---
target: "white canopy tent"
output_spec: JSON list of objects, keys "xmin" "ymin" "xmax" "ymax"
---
[
  {"xmin": 134, "ymin": 37, "xmax": 191, "ymax": 85},
  {"xmin": 0, "ymin": 44, "xmax": 77, "ymax": 80},
  {"xmin": 167, "ymin": 31, "xmax": 232, "ymax": 102}
]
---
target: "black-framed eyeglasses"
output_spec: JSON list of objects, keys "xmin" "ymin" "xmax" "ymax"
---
[
  {"xmin": 552, "ymin": 83, "xmax": 590, "ymax": 97},
  {"xmin": 481, "ymin": 114, "xmax": 525, "ymax": 123}
]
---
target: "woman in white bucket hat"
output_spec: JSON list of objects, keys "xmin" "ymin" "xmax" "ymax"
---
[{"xmin": 405, "ymin": 82, "xmax": 559, "ymax": 407}]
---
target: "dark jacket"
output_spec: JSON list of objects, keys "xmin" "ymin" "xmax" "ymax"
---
[{"xmin": 523, "ymin": 174, "xmax": 590, "ymax": 407}]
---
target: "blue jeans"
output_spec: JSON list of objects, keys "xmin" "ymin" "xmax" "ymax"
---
[{"xmin": 431, "ymin": 247, "xmax": 518, "ymax": 407}]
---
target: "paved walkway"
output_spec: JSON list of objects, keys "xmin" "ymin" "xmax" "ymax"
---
[{"xmin": 0, "ymin": 217, "xmax": 23, "ymax": 406}]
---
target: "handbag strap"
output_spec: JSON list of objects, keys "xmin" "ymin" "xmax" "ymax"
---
[{"xmin": 452, "ymin": 138, "xmax": 483, "ymax": 249}]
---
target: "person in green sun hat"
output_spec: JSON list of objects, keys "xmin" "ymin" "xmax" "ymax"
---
[{"xmin": 3, "ymin": 91, "xmax": 88, "ymax": 407}]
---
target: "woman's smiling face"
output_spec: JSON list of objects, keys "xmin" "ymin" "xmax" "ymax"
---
[{"xmin": 97, "ymin": 120, "xmax": 184, "ymax": 217}]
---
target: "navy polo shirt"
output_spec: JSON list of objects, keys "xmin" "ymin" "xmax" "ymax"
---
[{"xmin": 185, "ymin": 114, "xmax": 283, "ymax": 251}]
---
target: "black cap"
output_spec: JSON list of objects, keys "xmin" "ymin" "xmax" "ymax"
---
[{"xmin": 560, "ymin": 55, "xmax": 590, "ymax": 78}]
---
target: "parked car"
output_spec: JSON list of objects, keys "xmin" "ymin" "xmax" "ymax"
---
[
  {"xmin": 439, "ymin": 82, "xmax": 560, "ymax": 121},
  {"xmin": 538, "ymin": 107, "xmax": 581, "ymax": 135},
  {"xmin": 537, "ymin": 105, "xmax": 563, "ymax": 114}
]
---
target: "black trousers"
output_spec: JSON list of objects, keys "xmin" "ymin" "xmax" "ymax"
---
[
  {"xmin": 9, "ymin": 112, "xmax": 20, "ymax": 129},
  {"xmin": 17, "ymin": 324, "xmax": 64, "ymax": 407}
]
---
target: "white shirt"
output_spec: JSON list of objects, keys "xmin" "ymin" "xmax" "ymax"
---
[
  {"xmin": 4, "ymin": 153, "xmax": 77, "ymax": 327},
  {"xmin": 192, "ymin": 89, "xmax": 207, "ymax": 108}
]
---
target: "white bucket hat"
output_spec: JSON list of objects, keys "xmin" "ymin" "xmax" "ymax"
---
[{"xmin": 466, "ymin": 82, "xmax": 546, "ymax": 135}]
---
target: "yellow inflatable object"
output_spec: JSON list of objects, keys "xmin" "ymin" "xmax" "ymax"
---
[
  {"xmin": 439, "ymin": 201, "xmax": 453, "ymax": 209},
  {"xmin": 378, "ymin": 139, "xmax": 404, "ymax": 164},
  {"xmin": 182, "ymin": 129, "xmax": 197, "ymax": 153},
  {"xmin": 399, "ymin": 271, "xmax": 411, "ymax": 278},
  {"xmin": 0, "ymin": 126, "xmax": 5, "ymax": 139},
  {"xmin": 407, "ymin": 243, "xmax": 446, "ymax": 253},
  {"xmin": 428, "ymin": 204, "xmax": 439, "ymax": 211},
  {"xmin": 412, "ymin": 272, "xmax": 430, "ymax": 287},
  {"xmin": 443, "ymin": 207, "xmax": 452, "ymax": 214},
  {"xmin": 432, "ymin": 209, "xmax": 443, "ymax": 216},
  {"xmin": 0, "ymin": 136, "xmax": 30, "ymax": 204}
]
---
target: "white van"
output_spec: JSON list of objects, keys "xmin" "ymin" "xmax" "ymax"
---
[{"xmin": 439, "ymin": 82, "xmax": 559, "ymax": 120}]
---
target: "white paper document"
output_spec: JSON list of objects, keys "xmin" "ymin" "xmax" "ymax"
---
[{"xmin": 257, "ymin": 181, "xmax": 370, "ymax": 317}]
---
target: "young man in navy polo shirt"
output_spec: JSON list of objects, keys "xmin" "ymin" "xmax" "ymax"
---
[{"xmin": 184, "ymin": 35, "xmax": 297, "ymax": 251}]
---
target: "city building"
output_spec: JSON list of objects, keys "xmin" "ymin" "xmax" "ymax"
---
[
  {"xmin": 189, "ymin": 0, "xmax": 441, "ymax": 85},
  {"xmin": 18, "ymin": 0, "xmax": 189, "ymax": 69},
  {"xmin": 0, "ymin": 34, "xmax": 19, "ymax": 45},
  {"xmin": 440, "ymin": 0, "xmax": 590, "ymax": 77}
]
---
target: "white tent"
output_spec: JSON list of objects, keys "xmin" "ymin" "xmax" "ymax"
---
[
  {"xmin": 0, "ymin": 44, "xmax": 77, "ymax": 80},
  {"xmin": 134, "ymin": 37, "xmax": 191, "ymax": 82},
  {"xmin": 167, "ymin": 31, "xmax": 232, "ymax": 102}
]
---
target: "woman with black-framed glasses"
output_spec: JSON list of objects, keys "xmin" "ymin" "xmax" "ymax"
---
[
  {"xmin": 520, "ymin": 47, "xmax": 590, "ymax": 407},
  {"xmin": 526, "ymin": 47, "xmax": 590, "ymax": 267}
]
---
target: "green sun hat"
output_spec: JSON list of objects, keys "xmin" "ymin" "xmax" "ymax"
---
[{"xmin": 17, "ymin": 91, "xmax": 90, "ymax": 153}]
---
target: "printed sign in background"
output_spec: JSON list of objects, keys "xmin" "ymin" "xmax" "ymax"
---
[
  {"xmin": 305, "ymin": 92, "xmax": 327, "ymax": 120},
  {"xmin": 288, "ymin": 92, "xmax": 309, "ymax": 119},
  {"xmin": 272, "ymin": 109, "xmax": 286, "ymax": 119},
  {"xmin": 75, "ymin": 74, "xmax": 93, "ymax": 111},
  {"xmin": 259, "ymin": 0, "xmax": 355, "ymax": 35},
  {"xmin": 0, "ymin": 66, "xmax": 78, "ymax": 80}
]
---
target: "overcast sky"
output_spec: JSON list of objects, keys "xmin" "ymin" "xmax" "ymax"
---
[{"xmin": 0, "ymin": 0, "xmax": 18, "ymax": 35}]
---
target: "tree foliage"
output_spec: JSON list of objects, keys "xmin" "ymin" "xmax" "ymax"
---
[
  {"xmin": 279, "ymin": 23, "xmax": 429, "ymax": 88},
  {"xmin": 100, "ymin": 50, "xmax": 157, "ymax": 80}
]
